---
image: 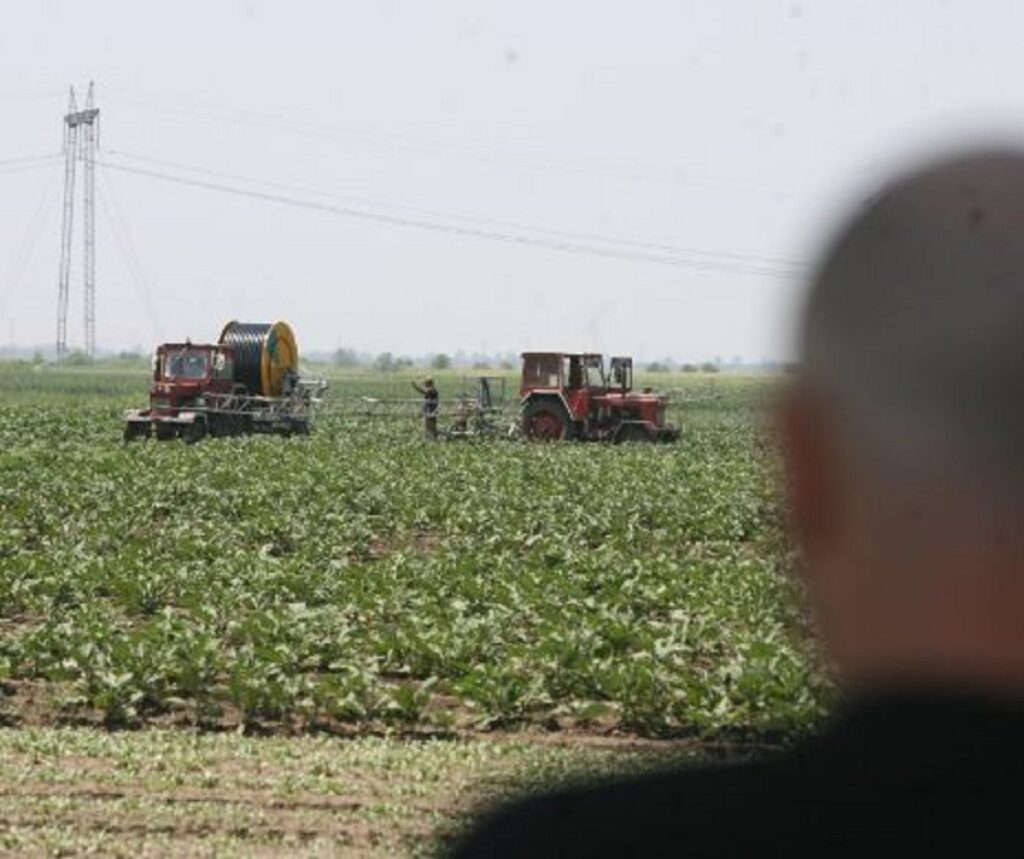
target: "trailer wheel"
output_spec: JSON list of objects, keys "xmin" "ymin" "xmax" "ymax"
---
[
  {"xmin": 183, "ymin": 419, "xmax": 208, "ymax": 445},
  {"xmin": 656, "ymin": 426, "xmax": 681, "ymax": 444},
  {"xmin": 522, "ymin": 399, "xmax": 572, "ymax": 441}
]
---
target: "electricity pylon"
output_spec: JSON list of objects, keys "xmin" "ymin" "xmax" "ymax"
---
[{"xmin": 56, "ymin": 82, "xmax": 99, "ymax": 362}]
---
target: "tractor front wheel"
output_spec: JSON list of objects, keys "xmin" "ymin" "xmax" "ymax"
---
[
  {"xmin": 122, "ymin": 423, "xmax": 149, "ymax": 443},
  {"xmin": 616, "ymin": 423, "xmax": 653, "ymax": 443},
  {"xmin": 522, "ymin": 400, "xmax": 572, "ymax": 441}
]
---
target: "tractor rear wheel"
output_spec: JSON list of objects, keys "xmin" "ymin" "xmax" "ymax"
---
[{"xmin": 522, "ymin": 399, "xmax": 572, "ymax": 441}]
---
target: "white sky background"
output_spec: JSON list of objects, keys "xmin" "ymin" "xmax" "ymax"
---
[{"xmin": 0, "ymin": 0, "xmax": 1022, "ymax": 361}]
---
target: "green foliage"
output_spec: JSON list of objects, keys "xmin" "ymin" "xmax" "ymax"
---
[
  {"xmin": 0, "ymin": 368, "xmax": 827, "ymax": 736},
  {"xmin": 374, "ymin": 352, "xmax": 414, "ymax": 372},
  {"xmin": 431, "ymin": 353, "xmax": 452, "ymax": 370}
]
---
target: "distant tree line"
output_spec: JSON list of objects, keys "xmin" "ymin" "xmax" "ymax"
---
[
  {"xmin": 646, "ymin": 360, "xmax": 720, "ymax": 373},
  {"xmin": 329, "ymin": 347, "xmax": 743, "ymax": 374},
  {"xmin": 331, "ymin": 347, "xmax": 514, "ymax": 372}
]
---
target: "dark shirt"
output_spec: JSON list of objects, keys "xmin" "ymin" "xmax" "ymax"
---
[
  {"xmin": 413, "ymin": 382, "xmax": 439, "ymax": 416},
  {"xmin": 451, "ymin": 692, "xmax": 1024, "ymax": 856},
  {"xmin": 423, "ymin": 387, "xmax": 439, "ymax": 416}
]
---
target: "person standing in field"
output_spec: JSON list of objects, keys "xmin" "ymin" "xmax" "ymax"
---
[
  {"xmin": 452, "ymin": 149, "xmax": 1024, "ymax": 855},
  {"xmin": 412, "ymin": 377, "xmax": 439, "ymax": 439}
]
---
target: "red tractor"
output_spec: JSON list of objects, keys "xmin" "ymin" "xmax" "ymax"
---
[
  {"xmin": 123, "ymin": 321, "xmax": 322, "ymax": 442},
  {"xmin": 519, "ymin": 352, "xmax": 679, "ymax": 442}
]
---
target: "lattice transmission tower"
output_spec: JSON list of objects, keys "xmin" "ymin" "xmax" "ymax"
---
[{"xmin": 56, "ymin": 82, "xmax": 100, "ymax": 362}]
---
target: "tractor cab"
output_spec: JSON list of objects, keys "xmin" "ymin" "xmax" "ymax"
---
[
  {"xmin": 162, "ymin": 347, "xmax": 209, "ymax": 381},
  {"xmin": 150, "ymin": 343, "xmax": 236, "ymax": 411},
  {"xmin": 154, "ymin": 343, "xmax": 235, "ymax": 383},
  {"xmin": 520, "ymin": 352, "xmax": 607, "ymax": 395},
  {"xmin": 609, "ymin": 356, "xmax": 633, "ymax": 392}
]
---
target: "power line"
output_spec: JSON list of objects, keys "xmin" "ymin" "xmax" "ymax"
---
[
  {"xmin": 0, "ymin": 155, "xmax": 63, "ymax": 178},
  {"xmin": 96, "ymin": 165, "xmax": 163, "ymax": 341},
  {"xmin": 106, "ymin": 149, "xmax": 805, "ymax": 269},
  {"xmin": 105, "ymin": 149, "xmax": 806, "ymax": 270},
  {"xmin": 0, "ymin": 162, "xmax": 63, "ymax": 178},
  {"xmin": 0, "ymin": 153, "xmax": 61, "ymax": 168},
  {"xmin": 99, "ymin": 159, "xmax": 803, "ymax": 278},
  {"xmin": 0, "ymin": 163, "xmax": 61, "ymax": 309},
  {"xmin": 104, "ymin": 88, "xmax": 804, "ymax": 198}
]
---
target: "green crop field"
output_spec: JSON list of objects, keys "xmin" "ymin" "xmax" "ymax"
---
[{"xmin": 0, "ymin": 364, "xmax": 827, "ymax": 855}]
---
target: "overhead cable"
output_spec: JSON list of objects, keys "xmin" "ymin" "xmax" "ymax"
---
[{"xmin": 100, "ymin": 159, "xmax": 804, "ymax": 278}]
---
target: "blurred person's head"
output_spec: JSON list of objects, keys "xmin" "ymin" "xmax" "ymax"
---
[{"xmin": 783, "ymin": 149, "xmax": 1024, "ymax": 695}]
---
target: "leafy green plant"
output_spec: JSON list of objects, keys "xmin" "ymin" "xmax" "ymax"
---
[{"xmin": 0, "ymin": 367, "xmax": 826, "ymax": 736}]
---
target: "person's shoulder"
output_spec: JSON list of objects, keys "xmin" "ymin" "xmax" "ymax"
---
[
  {"xmin": 450, "ymin": 694, "xmax": 1024, "ymax": 857},
  {"xmin": 449, "ymin": 755, "xmax": 801, "ymax": 858}
]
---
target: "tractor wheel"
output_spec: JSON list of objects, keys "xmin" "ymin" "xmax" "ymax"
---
[
  {"xmin": 155, "ymin": 423, "xmax": 176, "ymax": 442},
  {"xmin": 208, "ymin": 415, "xmax": 226, "ymax": 438},
  {"xmin": 122, "ymin": 423, "xmax": 148, "ymax": 443},
  {"xmin": 522, "ymin": 400, "xmax": 572, "ymax": 441},
  {"xmin": 616, "ymin": 423, "xmax": 653, "ymax": 444},
  {"xmin": 183, "ymin": 420, "xmax": 208, "ymax": 445}
]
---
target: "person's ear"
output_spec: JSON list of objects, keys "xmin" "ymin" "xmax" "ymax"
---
[{"xmin": 778, "ymin": 386, "xmax": 838, "ymax": 556}]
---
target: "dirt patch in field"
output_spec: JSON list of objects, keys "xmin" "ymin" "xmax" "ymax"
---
[
  {"xmin": 0, "ymin": 674, "xmax": 787, "ymax": 757},
  {"xmin": 366, "ymin": 528, "xmax": 440, "ymax": 561},
  {"xmin": 0, "ymin": 679, "xmax": 65, "ymax": 728}
]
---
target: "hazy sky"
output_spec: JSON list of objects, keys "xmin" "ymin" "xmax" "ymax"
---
[{"xmin": 1, "ymin": 0, "xmax": 1022, "ymax": 361}]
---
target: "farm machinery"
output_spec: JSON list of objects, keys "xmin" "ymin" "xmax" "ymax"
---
[
  {"xmin": 444, "ymin": 376, "xmax": 507, "ymax": 440},
  {"xmin": 518, "ymin": 352, "xmax": 679, "ymax": 442},
  {"xmin": 123, "ymin": 320, "xmax": 325, "ymax": 442}
]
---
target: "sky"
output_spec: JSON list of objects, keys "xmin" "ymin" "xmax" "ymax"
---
[{"xmin": 1, "ymin": 0, "xmax": 1023, "ymax": 362}]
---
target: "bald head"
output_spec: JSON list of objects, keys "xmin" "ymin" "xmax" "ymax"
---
[
  {"xmin": 785, "ymin": 150, "xmax": 1024, "ymax": 693},
  {"xmin": 803, "ymin": 150, "xmax": 1024, "ymax": 484}
]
